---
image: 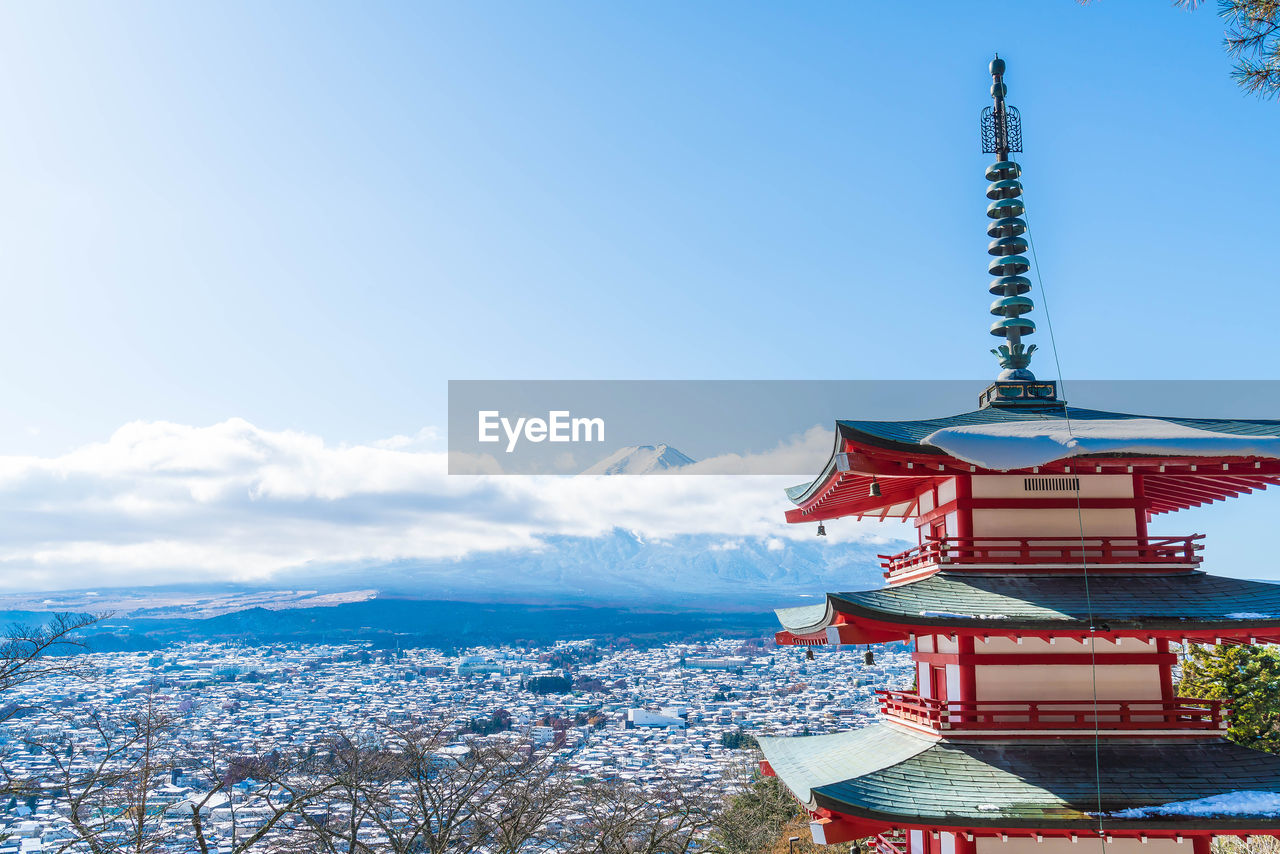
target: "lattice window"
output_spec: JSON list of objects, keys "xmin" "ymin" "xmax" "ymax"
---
[{"xmin": 1023, "ymin": 476, "xmax": 1080, "ymax": 492}]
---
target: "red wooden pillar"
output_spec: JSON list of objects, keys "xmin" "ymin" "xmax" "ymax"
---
[
  {"xmin": 1193, "ymin": 836, "xmax": 1212, "ymax": 854},
  {"xmin": 1157, "ymin": 638, "xmax": 1175, "ymax": 702},
  {"xmin": 1133, "ymin": 474, "xmax": 1149, "ymax": 539},
  {"xmin": 958, "ymin": 636, "xmax": 977, "ymax": 721},
  {"xmin": 955, "ymin": 476, "xmax": 973, "ymax": 540}
]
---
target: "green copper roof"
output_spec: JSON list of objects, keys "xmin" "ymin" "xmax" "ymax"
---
[
  {"xmin": 758, "ymin": 725, "xmax": 937, "ymax": 810},
  {"xmin": 776, "ymin": 571, "xmax": 1280, "ymax": 635},
  {"xmin": 775, "ymin": 602, "xmax": 833, "ymax": 634},
  {"xmin": 760, "ymin": 725, "xmax": 1280, "ymax": 829}
]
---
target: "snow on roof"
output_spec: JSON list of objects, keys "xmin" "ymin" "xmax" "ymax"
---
[
  {"xmin": 1108, "ymin": 790, "xmax": 1280, "ymax": 819},
  {"xmin": 923, "ymin": 418, "xmax": 1280, "ymax": 470},
  {"xmin": 919, "ymin": 610, "xmax": 1009, "ymax": 620}
]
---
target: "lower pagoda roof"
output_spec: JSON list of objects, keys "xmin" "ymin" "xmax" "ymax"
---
[
  {"xmin": 776, "ymin": 571, "xmax": 1280, "ymax": 642},
  {"xmin": 759, "ymin": 724, "xmax": 1280, "ymax": 831}
]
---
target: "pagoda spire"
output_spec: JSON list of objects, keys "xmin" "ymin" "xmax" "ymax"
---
[{"xmin": 982, "ymin": 55, "xmax": 1037, "ymax": 381}]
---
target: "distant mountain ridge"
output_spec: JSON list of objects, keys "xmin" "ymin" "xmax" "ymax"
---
[
  {"xmin": 67, "ymin": 599, "xmax": 790, "ymax": 650},
  {"xmin": 311, "ymin": 529, "xmax": 891, "ymax": 610},
  {"xmin": 0, "ymin": 531, "xmax": 897, "ymax": 621}
]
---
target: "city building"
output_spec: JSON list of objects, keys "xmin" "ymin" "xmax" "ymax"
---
[
  {"xmin": 758, "ymin": 57, "xmax": 1280, "ymax": 851},
  {"xmin": 627, "ymin": 707, "xmax": 688, "ymax": 729},
  {"xmin": 0, "ymin": 635, "xmax": 915, "ymax": 850}
]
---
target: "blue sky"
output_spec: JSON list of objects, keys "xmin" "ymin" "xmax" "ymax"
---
[
  {"xmin": 0, "ymin": 1, "xmax": 1275, "ymax": 452},
  {"xmin": 0, "ymin": 2, "xmax": 1275, "ymax": 590}
]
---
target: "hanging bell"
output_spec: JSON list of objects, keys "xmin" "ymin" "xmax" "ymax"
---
[
  {"xmin": 816, "ymin": 523, "xmax": 826, "ymax": 537},
  {"xmin": 864, "ymin": 649, "xmax": 875, "ymax": 666},
  {"xmin": 869, "ymin": 478, "xmax": 882, "ymax": 498}
]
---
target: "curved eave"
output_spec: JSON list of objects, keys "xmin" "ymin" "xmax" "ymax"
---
[
  {"xmin": 784, "ymin": 441, "xmax": 951, "ymax": 523},
  {"xmin": 784, "ymin": 426, "xmax": 851, "ymax": 507},
  {"xmin": 775, "ymin": 600, "xmax": 911, "ymax": 646},
  {"xmin": 775, "ymin": 602, "xmax": 836, "ymax": 637},
  {"xmin": 775, "ymin": 572, "xmax": 1280, "ymax": 645},
  {"xmin": 757, "ymin": 724, "xmax": 937, "ymax": 813},
  {"xmin": 786, "ymin": 420, "xmax": 1280, "ymax": 523}
]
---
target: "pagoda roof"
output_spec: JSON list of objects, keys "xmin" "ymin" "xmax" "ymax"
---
[
  {"xmin": 786, "ymin": 405, "xmax": 1280, "ymax": 521},
  {"xmin": 759, "ymin": 724, "xmax": 1280, "ymax": 831},
  {"xmin": 776, "ymin": 571, "xmax": 1280, "ymax": 642},
  {"xmin": 837, "ymin": 405, "xmax": 1280, "ymax": 455}
]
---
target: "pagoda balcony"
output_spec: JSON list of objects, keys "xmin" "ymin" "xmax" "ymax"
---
[
  {"xmin": 879, "ymin": 535, "xmax": 1204, "ymax": 580},
  {"xmin": 875, "ymin": 689, "xmax": 1229, "ymax": 735},
  {"xmin": 875, "ymin": 831, "xmax": 908, "ymax": 854}
]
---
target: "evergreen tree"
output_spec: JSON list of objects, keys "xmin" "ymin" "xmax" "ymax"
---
[
  {"xmin": 708, "ymin": 773, "xmax": 803, "ymax": 854},
  {"xmin": 1176, "ymin": 0, "xmax": 1280, "ymax": 97},
  {"xmin": 720, "ymin": 730, "xmax": 760, "ymax": 750},
  {"xmin": 1179, "ymin": 642, "xmax": 1280, "ymax": 752}
]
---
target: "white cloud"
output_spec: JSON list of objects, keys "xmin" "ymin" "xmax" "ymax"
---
[
  {"xmin": 679, "ymin": 425, "xmax": 834, "ymax": 475},
  {"xmin": 709, "ymin": 540, "xmax": 742, "ymax": 551},
  {"xmin": 0, "ymin": 418, "xmax": 894, "ymax": 592},
  {"xmin": 373, "ymin": 426, "xmax": 441, "ymax": 451}
]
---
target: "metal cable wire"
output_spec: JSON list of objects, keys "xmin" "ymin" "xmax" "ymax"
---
[{"xmin": 1021, "ymin": 198, "xmax": 1107, "ymax": 844}]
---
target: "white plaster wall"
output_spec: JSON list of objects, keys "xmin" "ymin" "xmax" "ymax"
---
[
  {"xmin": 937, "ymin": 636, "xmax": 959, "ymax": 654},
  {"xmin": 946, "ymin": 664, "xmax": 961, "ymax": 701},
  {"xmin": 942, "ymin": 833, "xmax": 956, "ymax": 854},
  {"xmin": 971, "ymin": 508, "xmax": 1136, "ymax": 538},
  {"xmin": 938, "ymin": 478, "xmax": 957, "ymax": 506},
  {"xmin": 919, "ymin": 489, "xmax": 935, "ymax": 514},
  {"xmin": 975, "ymin": 664, "xmax": 1162, "ymax": 702},
  {"xmin": 910, "ymin": 830, "xmax": 924, "ymax": 854},
  {"xmin": 971, "ymin": 475, "xmax": 1134, "ymax": 499},
  {"xmin": 977, "ymin": 837, "xmax": 1186, "ymax": 854},
  {"xmin": 918, "ymin": 663, "xmax": 931, "ymax": 699}
]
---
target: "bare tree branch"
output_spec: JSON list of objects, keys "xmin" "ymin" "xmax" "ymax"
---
[{"xmin": 0, "ymin": 612, "xmax": 105, "ymax": 695}]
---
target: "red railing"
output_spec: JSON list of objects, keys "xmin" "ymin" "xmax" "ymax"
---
[
  {"xmin": 876, "ymin": 689, "xmax": 1228, "ymax": 732},
  {"xmin": 879, "ymin": 535, "xmax": 1204, "ymax": 577},
  {"xmin": 876, "ymin": 831, "xmax": 908, "ymax": 854}
]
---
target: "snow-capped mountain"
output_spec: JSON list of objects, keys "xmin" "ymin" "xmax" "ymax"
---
[
  {"xmin": 582, "ymin": 443, "xmax": 696, "ymax": 475},
  {"xmin": 312, "ymin": 529, "xmax": 895, "ymax": 610},
  {"xmin": 28, "ymin": 530, "xmax": 902, "ymax": 625}
]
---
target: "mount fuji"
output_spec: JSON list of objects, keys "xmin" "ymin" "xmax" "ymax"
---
[{"xmin": 582, "ymin": 444, "xmax": 696, "ymax": 475}]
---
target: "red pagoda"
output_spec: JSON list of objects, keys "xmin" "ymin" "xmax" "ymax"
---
[{"xmin": 758, "ymin": 57, "xmax": 1280, "ymax": 852}]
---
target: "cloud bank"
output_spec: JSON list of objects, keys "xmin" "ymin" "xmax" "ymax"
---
[{"xmin": 0, "ymin": 419, "xmax": 897, "ymax": 593}]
